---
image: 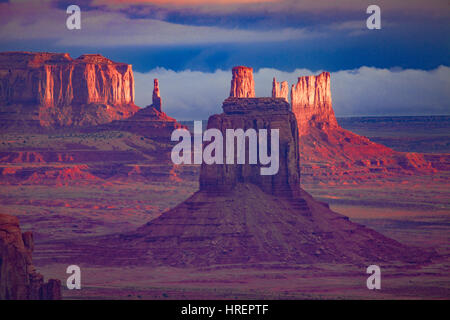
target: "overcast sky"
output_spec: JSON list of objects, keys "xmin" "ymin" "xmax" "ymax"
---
[{"xmin": 0, "ymin": 0, "xmax": 449, "ymax": 118}]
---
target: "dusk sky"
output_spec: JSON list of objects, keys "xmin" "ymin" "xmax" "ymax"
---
[{"xmin": 0, "ymin": 0, "xmax": 449, "ymax": 119}]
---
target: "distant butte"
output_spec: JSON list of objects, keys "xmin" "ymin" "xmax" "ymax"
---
[{"xmin": 272, "ymin": 72, "xmax": 438, "ymax": 184}]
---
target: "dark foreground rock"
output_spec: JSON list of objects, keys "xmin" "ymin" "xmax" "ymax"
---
[{"xmin": 0, "ymin": 213, "xmax": 61, "ymax": 300}]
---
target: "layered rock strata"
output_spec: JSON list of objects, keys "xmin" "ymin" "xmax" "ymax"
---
[{"xmin": 199, "ymin": 97, "xmax": 300, "ymax": 196}]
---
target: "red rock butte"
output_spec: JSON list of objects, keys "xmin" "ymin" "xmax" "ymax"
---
[
  {"xmin": 93, "ymin": 67, "xmax": 435, "ymax": 267},
  {"xmin": 229, "ymin": 66, "xmax": 255, "ymax": 98},
  {"xmin": 272, "ymin": 71, "xmax": 438, "ymax": 184},
  {"xmin": 291, "ymin": 72, "xmax": 338, "ymax": 136}
]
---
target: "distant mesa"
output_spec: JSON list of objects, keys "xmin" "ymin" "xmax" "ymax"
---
[
  {"xmin": 0, "ymin": 213, "xmax": 61, "ymax": 300},
  {"xmin": 0, "ymin": 52, "xmax": 187, "ymax": 185},
  {"xmin": 102, "ymin": 66, "xmax": 434, "ymax": 267},
  {"xmin": 0, "ymin": 51, "xmax": 139, "ymax": 128},
  {"xmin": 0, "ymin": 51, "xmax": 186, "ymax": 140}
]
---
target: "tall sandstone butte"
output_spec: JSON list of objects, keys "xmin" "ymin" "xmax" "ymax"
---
[
  {"xmin": 0, "ymin": 213, "xmax": 61, "ymax": 300},
  {"xmin": 229, "ymin": 66, "xmax": 255, "ymax": 98},
  {"xmin": 102, "ymin": 66, "xmax": 433, "ymax": 267},
  {"xmin": 199, "ymin": 97, "xmax": 300, "ymax": 197},
  {"xmin": 291, "ymin": 72, "xmax": 338, "ymax": 136},
  {"xmin": 0, "ymin": 52, "xmax": 139, "ymax": 128}
]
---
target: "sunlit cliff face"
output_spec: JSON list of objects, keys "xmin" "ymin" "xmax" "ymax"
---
[{"xmin": 0, "ymin": 52, "xmax": 138, "ymax": 127}]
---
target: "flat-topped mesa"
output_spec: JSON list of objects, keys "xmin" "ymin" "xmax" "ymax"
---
[
  {"xmin": 229, "ymin": 66, "xmax": 255, "ymax": 98},
  {"xmin": 200, "ymin": 96, "xmax": 300, "ymax": 197},
  {"xmin": 272, "ymin": 77, "xmax": 289, "ymax": 102},
  {"xmin": 291, "ymin": 72, "xmax": 338, "ymax": 136},
  {"xmin": 152, "ymin": 78, "xmax": 162, "ymax": 112},
  {"xmin": 0, "ymin": 51, "xmax": 139, "ymax": 127}
]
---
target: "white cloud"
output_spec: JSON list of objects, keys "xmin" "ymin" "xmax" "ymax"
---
[{"xmin": 135, "ymin": 66, "xmax": 450, "ymax": 120}]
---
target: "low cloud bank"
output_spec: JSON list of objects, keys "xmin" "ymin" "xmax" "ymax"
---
[{"xmin": 134, "ymin": 66, "xmax": 450, "ymax": 120}]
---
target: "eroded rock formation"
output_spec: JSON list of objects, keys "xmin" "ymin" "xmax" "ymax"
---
[
  {"xmin": 152, "ymin": 78, "xmax": 162, "ymax": 112},
  {"xmin": 272, "ymin": 77, "xmax": 289, "ymax": 102},
  {"xmin": 200, "ymin": 97, "xmax": 300, "ymax": 196},
  {"xmin": 0, "ymin": 213, "xmax": 61, "ymax": 300},
  {"xmin": 0, "ymin": 51, "xmax": 139, "ymax": 128},
  {"xmin": 101, "ymin": 67, "xmax": 434, "ymax": 267},
  {"xmin": 229, "ymin": 66, "xmax": 255, "ymax": 98},
  {"xmin": 272, "ymin": 71, "xmax": 438, "ymax": 184}
]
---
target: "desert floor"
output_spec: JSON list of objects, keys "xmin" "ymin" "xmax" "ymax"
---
[{"xmin": 1, "ymin": 174, "xmax": 448, "ymax": 299}]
